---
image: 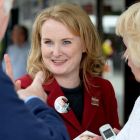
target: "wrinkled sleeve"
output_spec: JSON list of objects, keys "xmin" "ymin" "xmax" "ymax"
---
[{"xmin": 0, "ymin": 68, "xmax": 70, "ymax": 140}]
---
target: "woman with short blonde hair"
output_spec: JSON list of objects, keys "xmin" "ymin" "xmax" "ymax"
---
[{"xmin": 93, "ymin": 2, "xmax": 140, "ymax": 140}]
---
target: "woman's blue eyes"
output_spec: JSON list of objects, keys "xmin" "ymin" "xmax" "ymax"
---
[
  {"xmin": 63, "ymin": 40, "xmax": 71, "ymax": 45},
  {"xmin": 44, "ymin": 40, "xmax": 71, "ymax": 45},
  {"xmin": 44, "ymin": 41, "xmax": 52, "ymax": 44}
]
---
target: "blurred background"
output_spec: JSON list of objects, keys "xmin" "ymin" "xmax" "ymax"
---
[{"xmin": 1, "ymin": 0, "xmax": 140, "ymax": 127}]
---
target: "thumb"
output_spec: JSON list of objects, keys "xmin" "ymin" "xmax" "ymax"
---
[
  {"xmin": 15, "ymin": 80, "xmax": 21, "ymax": 91},
  {"xmin": 31, "ymin": 71, "xmax": 45, "ymax": 87},
  {"xmin": 113, "ymin": 128, "xmax": 120, "ymax": 135}
]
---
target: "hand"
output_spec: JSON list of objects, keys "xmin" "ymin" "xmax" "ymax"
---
[
  {"xmin": 113, "ymin": 128, "xmax": 120, "ymax": 135},
  {"xmin": 4, "ymin": 54, "xmax": 21, "ymax": 90},
  {"xmin": 17, "ymin": 71, "xmax": 47, "ymax": 102},
  {"xmin": 92, "ymin": 128, "xmax": 120, "ymax": 140},
  {"xmin": 92, "ymin": 136, "xmax": 103, "ymax": 140}
]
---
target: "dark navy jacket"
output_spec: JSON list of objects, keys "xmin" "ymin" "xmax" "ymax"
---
[{"xmin": 0, "ymin": 67, "xmax": 69, "ymax": 140}]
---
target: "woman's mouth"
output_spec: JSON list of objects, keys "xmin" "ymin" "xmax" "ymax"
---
[{"xmin": 52, "ymin": 59, "xmax": 67, "ymax": 65}]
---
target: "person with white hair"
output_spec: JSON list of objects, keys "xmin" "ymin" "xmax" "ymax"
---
[{"xmin": 93, "ymin": 2, "xmax": 140, "ymax": 140}]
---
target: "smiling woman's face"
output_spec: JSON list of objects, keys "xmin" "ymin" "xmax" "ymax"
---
[{"xmin": 40, "ymin": 18, "xmax": 85, "ymax": 78}]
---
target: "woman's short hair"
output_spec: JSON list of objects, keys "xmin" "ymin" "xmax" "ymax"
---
[{"xmin": 116, "ymin": 2, "xmax": 140, "ymax": 67}]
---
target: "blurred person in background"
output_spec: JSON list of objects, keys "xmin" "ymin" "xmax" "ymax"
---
[
  {"xmin": 2, "ymin": 24, "xmax": 30, "ymax": 79},
  {"xmin": 93, "ymin": 2, "xmax": 140, "ymax": 140},
  {"xmin": 5, "ymin": 3, "xmax": 120, "ymax": 139}
]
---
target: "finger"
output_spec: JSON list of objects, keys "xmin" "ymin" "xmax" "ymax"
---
[
  {"xmin": 92, "ymin": 136, "xmax": 103, "ymax": 140},
  {"xmin": 113, "ymin": 128, "xmax": 120, "ymax": 135},
  {"xmin": 15, "ymin": 80, "xmax": 21, "ymax": 91},
  {"xmin": 4, "ymin": 54, "xmax": 14, "ymax": 82},
  {"xmin": 31, "ymin": 71, "xmax": 45, "ymax": 87}
]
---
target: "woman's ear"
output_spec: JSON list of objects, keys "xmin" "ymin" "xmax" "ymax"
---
[{"xmin": 82, "ymin": 46, "xmax": 86, "ymax": 53}]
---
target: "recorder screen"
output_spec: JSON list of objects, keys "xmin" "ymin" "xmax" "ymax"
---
[{"xmin": 103, "ymin": 128, "xmax": 114, "ymax": 138}]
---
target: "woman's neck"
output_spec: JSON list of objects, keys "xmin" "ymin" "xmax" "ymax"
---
[{"xmin": 54, "ymin": 74, "xmax": 81, "ymax": 89}]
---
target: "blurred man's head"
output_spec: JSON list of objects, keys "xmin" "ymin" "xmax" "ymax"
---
[
  {"xmin": 11, "ymin": 25, "xmax": 28, "ymax": 46},
  {"xmin": 0, "ymin": 0, "xmax": 14, "ymax": 41}
]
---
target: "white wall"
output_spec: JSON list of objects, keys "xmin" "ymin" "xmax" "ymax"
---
[
  {"xmin": 48, "ymin": 0, "xmax": 125, "ymax": 11},
  {"xmin": 104, "ymin": 0, "xmax": 125, "ymax": 11}
]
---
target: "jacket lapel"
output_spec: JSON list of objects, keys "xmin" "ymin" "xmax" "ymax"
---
[
  {"xmin": 43, "ymin": 79, "xmax": 82, "ymax": 131},
  {"xmin": 82, "ymin": 80, "xmax": 101, "ymax": 130}
]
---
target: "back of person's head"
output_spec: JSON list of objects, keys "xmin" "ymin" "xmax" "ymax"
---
[
  {"xmin": 11, "ymin": 25, "xmax": 28, "ymax": 46},
  {"xmin": 116, "ymin": 2, "xmax": 140, "ymax": 67},
  {"xmin": 28, "ymin": 3, "xmax": 105, "ymax": 82}
]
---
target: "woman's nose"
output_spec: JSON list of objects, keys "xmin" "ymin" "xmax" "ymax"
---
[{"xmin": 52, "ymin": 45, "xmax": 61, "ymax": 57}]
